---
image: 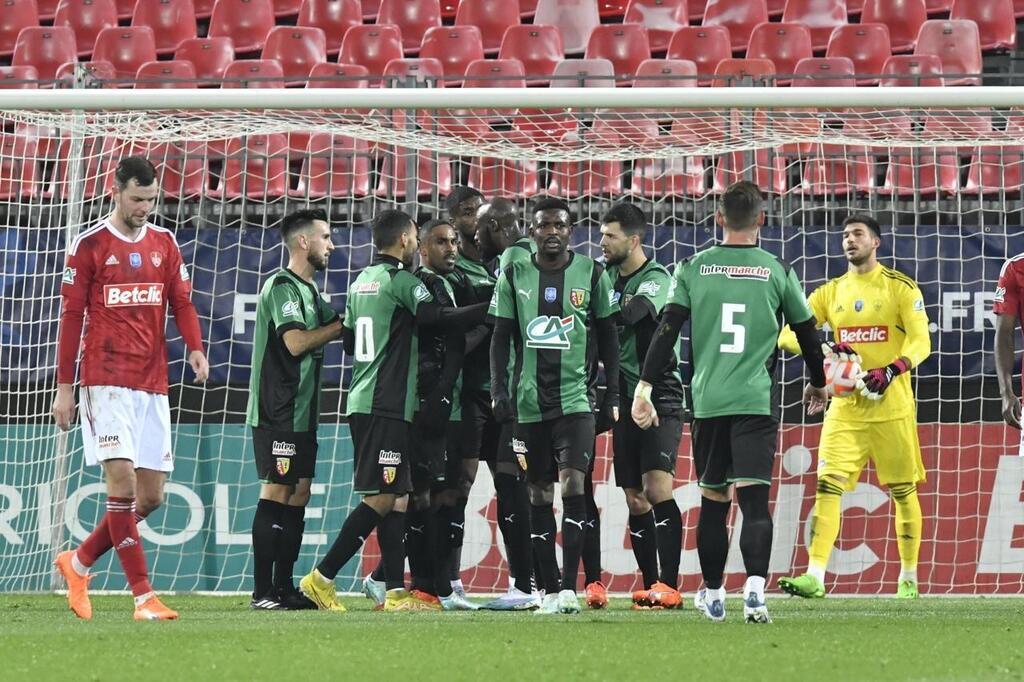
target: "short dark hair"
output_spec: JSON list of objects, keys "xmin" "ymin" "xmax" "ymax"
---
[
  {"xmin": 444, "ymin": 186, "xmax": 484, "ymax": 214},
  {"xmin": 532, "ymin": 197, "xmax": 572, "ymax": 216},
  {"xmin": 372, "ymin": 209, "xmax": 415, "ymax": 250},
  {"xmin": 720, "ymin": 181, "xmax": 763, "ymax": 230},
  {"xmin": 601, "ymin": 202, "xmax": 647, "ymax": 238},
  {"xmin": 419, "ymin": 217, "xmax": 454, "ymax": 242},
  {"xmin": 114, "ymin": 156, "xmax": 157, "ymax": 190},
  {"xmin": 842, "ymin": 214, "xmax": 882, "ymax": 242},
  {"xmin": 281, "ymin": 208, "xmax": 328, "ymax": 244}
]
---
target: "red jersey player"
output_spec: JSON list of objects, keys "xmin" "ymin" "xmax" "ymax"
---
[
  {"xmin": 994, "ymin": 253, "xmax": 1024, "ymax": 439},
  {"xmin": 51, "ymin": 156, "xmax": 209, "ymax": 621}
]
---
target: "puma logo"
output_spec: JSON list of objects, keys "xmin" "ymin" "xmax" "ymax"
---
[
  {"xmin": 629, "ymin": 529, "xmax": 644, "ymax": 539},
  {"xmin": 530, "ymin": 532, "xmax": 550, "ymax": 541},
  {"xmin": 655, "ymin": 519, "xmax": 669, "ymax": 528},
  {"xmin": 450, "ymin": 522, "xmax": 465, "ymax": 530},
  {"xmin": 504, "ymin": 514, "xmax": 515, "ymax": 524},
  {"xmin": 564, "ymin": 518, "xmax": 586, "ymax": 531},
  {"xmin": 409, "ymin": 525, "xmax": 424, "ymax": 534}
]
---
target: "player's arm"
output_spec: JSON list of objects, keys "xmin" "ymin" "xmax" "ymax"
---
[
  {"xmin": 266, "ymin": 280, "xmax": 342, "ymax": 357},
  {"xmin": 633, "ymin": 303, "xmax": 688, "ymax": 429},
  {"xmin": 778, "ymin": 267, "xmax": 828, "ymax": 413},
  {"xmin": 858, "ymin": 280, "xmax": 930, "ymax": 401},
  {"xmin": 488, "ymin": 269, "xmax": 515, "ymax": 423},
  {"xmin": 53, "ymin": 243, "xmax": 95, "ymax": 430},
  {"xmin": 778, "ymin": 284, "xmax": 828, "ymax": 355},
  {"xmin": 593, "ymin": 268, "xmax": 621, "ymax": 424},
  {"xmin": 166, "ymin": 245, "xmax": 209, "ymax": 383},
  {"xmin": 993, "ymin": 261, "xmax": 1021, "ymax": 427}
]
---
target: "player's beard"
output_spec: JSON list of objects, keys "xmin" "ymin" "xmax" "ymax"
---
[
  {"xmin": 603, "ymin": 246, "xmax": 628, "ymax": 266},
  {"xmin": 846, "ymin": 248, "xmax": 872, "ymax": 267},
  {"xmin": 308, "ymin": 250, "xmax": 328, "ymax": 271}
]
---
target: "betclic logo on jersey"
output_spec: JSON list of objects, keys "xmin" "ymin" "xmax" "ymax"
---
[
  {"xmin": 837, "ymin": 326, "xmax": 889, "ymax": 343},
  {"xmin": 103, "ymin": 283, "xmax": 164, "ymax": 307},
  {"xmin": 525, "ymin": 315, "xmax": 575, "ymax": 350}
]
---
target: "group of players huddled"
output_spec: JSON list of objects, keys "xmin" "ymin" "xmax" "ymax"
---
[{"xmin": 55, "ymin": 155, "xmax": 953, "ymax": 623}]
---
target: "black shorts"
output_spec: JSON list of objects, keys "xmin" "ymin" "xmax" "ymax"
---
[
  {"xmin": 252, "ymin": 427, "xmax": 317, "ymax": 485},
  {"xmin": 612, "ymin": 411, "xmax": 683, "ymax": 490},
  {"xmin": 410, "ymin": 418, "xmax": 463, "ymax": 491},
  {"xmin": 460, "ymin": 389, "xmax": 502, "ymax": 463},
  {"xmin": 690, "ymin": 414, "xmax": 779, "ymax": 489},
  {"xmin": 349, "ymin": 413, "xmax": 412, "ymax": 495},
  {"xmin": 514, "ymin": 413, "xmax": 596, "ymax": 484}
]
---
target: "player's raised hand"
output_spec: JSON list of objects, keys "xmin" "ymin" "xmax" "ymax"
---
[
  {"xmin": 52, "ymin": 384, "xmax": 75, "ymax": 431},
  {"xmin": 803, "ymin": 383, "xmax": 828, "ymax": 415},
  {"xmin": 631, "ymin": 382, "xmax": 659, "ymax": 430},
  {"xmin": 189, "ymin": 350, "xmax": 210, "ymax": 384},
  {"xmin": 1001, "ymin": 391, "xmax": 1022, "ymax": 429}
]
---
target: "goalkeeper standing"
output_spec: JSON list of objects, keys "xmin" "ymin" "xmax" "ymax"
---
[{"xmin": 777, "ymin": 215, "xmax": 931, "ymax": 600}]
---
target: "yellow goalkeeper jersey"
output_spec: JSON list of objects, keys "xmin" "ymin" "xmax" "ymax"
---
[{"xmin": 779, "ymin": 264, "xmax": 931, "ymax": 422}]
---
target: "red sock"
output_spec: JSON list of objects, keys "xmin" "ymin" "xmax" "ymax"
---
[
  {"xmin": 106, "ymin": 497, "xmax": 153, "ymax": 598},
  {"xmin": 77, "ymin": 510, "xmax": 149, "ymax": 568}
]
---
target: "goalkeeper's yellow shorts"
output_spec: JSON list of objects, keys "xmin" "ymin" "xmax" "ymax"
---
[{"xmin": 817, "ymin": 415, "xmax": 925, "ymax": 491}]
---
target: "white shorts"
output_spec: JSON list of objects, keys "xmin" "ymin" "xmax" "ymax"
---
[{"xmin": 80, "ymin": 385, "xmax": 174, "ymax": 472}]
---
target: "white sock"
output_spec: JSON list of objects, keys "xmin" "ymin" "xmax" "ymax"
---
[
  {"xmin": 705, "ymin": 586, "xmax": 725, "ymax": 602},
  {"xmin": 899, "ymin": 568, "xmax": 918, "ymax": 584},
  {"xmin": 744, "ymin": 576, "xmax": 766, "ymax": 601},
  {"xmin": 71, "ymin": 552, "xmax": 90, "ymax": 576},
  {"xmin": 133, "ymin": 591, "xmax": 155, "ymax": 608},
  {"xmin": 507, "ymin": 575, "xmax": 516, "ymax": 592},
  {"xmin": 807, "ymin": 564, "xmax": 826, "ymax": 584}
]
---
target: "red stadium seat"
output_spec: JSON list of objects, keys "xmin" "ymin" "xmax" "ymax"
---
[
  {"xmin": 631, "ymin": 118, "xmax": 706, "ymax": 196},
  {"xmin": 307, "ymin": 61, "xmax": 370, "ymax": 87},
  {"xmin": 135, "ymin": 59, "xmax": 197, "ymax": 87},
  {"xmin": 847, "ymin": 0, "xmax": 864, "ymax": 10},
  {"xmin": 221, "ymin": 58, "xmax": 285, "ymax": 87},
  {"xmin": 13, "ymin": 27, "xmax": 79, "ymax": 83},
  {"xmin": 826, "ymin": 22, "xmax": 891, "ymax": 84},
  {"xmin": 55, "ymin": 59, "xmax": 118, "ymax": 87},
  {"xmin": 420, "ymin": 25, "xmax": 484, "ymax": 82},
  {"xmin": 861, "ymin": 0, "xmax": 926, "ymax": 53},
  {"xmin": 550, "ymin": 57, "xmax": 615, "ymax": 86},
  {"xmin": 950, "ymin": 0, "xmax": 1016, "ymax": 52},
  {"xmin": 0, "ymin": 0, "xmax": 39, "ymax": 59},
  {"xmin": 925, "ymin": 0, "xmax": 951, "ymax": 13},
  {"xmin": 376, "ymin": 146, "xmax": 452, "ymax": 198},
  {"xmin": 703, "ymin": 0, "xmax": 768, "ymax": 53},
  {"xmin": 455, "ymin": 0, "xmax": 521, "ymax": 54},
  {"xmin": 0, "ymin": 65, "xmax": 39, "ymax": 88},
  {"xmin": 194, "ymin": 0, "xmax": 215, "ymax": 17},
  {"xmin": 881, "ymin": 115, "xmax": 961, "ymax": 196},
  {"xmin": 131, "ymin": 0, "xmax": 198, "ymax": 56},
  {"xmin": 633, "ymin": 58, "xmax": 697, "ymax": 86},
  {"xmin": 520, "ymin": 0, "xmax": 538, "ymax": 17},
  {"xmin": 0, "ymin": 133, "xmax": 40, "ymax": 200},
  {"xmin": 767, "ymin": 0, "xmax": 785, "ymax": 15},
  {"xmin": 377, "ymin": 0, "xmax": 441, "ymax": 55},
  {"xmin": 534, "ymin": 0, "xmax": 601, "ymax": 54},
  {"xmin": 666, "ymin": 25, "xmax": 731, "ymax": 83},
  {"xmin": 213, "ymin": 134, "xmax": 290, "ymax": 199},
  {"xmin": 131, "ymin": 142, "xmax": 208, "ymax": 199},
  {"xmin": 272, "ymin": 0, "xmax": 302, "ymax": 16},
  {"xmin": 914, "ymin": 19, "xmax": 982, "ymax": 85},
  {"xmin": 781, "ymin": 0, "xmax": 847, "ymax": 52},
  {"xmin": 792, "ymin": 55, "xmax": 855, "ymax": 85},
  {"xmin": 338, "ymin": 24, "xmax": 404, "ymax": 82},
  {"xmin": 91, "ymin": 27, "xmax": 158, "ymax": 78},
  {"xmin": 54, "ymin": 0, "xmax": 118, "ymax": 58},
  {"xmin": 292, "ymin": 133, "xmax": 371, "ymax": 198},
  {"xmin": 361, "ymin": 0, "xmax": 379, "ymax": 19},
  {"xmin": 711, "ymin": 56, "xmax": 775, "ymax": 84},
  {"xmin": 965, "ymin": 115, "xmax": 1024, "ymax": 195},
  {"xmin": 585, "ymin": 25, "xmax": 651, "ymax": 80},
  {"xmin": 113, "ymin": 0, "xmax": 134, "ymax": 19},
  {"xmin": 50, "ymin": 136, "xmax": 119, "ymax": 198},
  {"xmin": 548, "ymin": 120, "xmax": 623, "ymax": 197},
  {"xmin": 208, "ymin": 0, "xmax": 275, "ymax": 53},
  {"xmin": 37, "ymin": 0, "xmax": 60, "ymax": 21},
  {"xmin": 746, "ymin": 22, "xmax": 813, "ymax": 84},
  {"xmin": 499, "ymin": 24, "xmax": 563, "ymax": 85},
  {"xmin": 800, "ymin": 140, "xmax": 874, "ymax": 194},
  {"xmin": 440, "ymin": 0, "xmax": 457, "ymax": 20},
  {"xmin": 624, "ymin": 0, "xmax": 689, "ymax": 54},
  {"xmin": 298, "ymin": 0, "xmax": 361, "ymax": 55},
  {"xmin": 689, "ymin": 0, "xmax": 706, "ymax": 18},
  {"xmin": 174, "ymin": 37, "xmax": 235, "ymax": 85},
  {"xmin": 440, "ymin": 58, "xmax": 525, "ymax": 137},
  {"xmin": 383, "ymin": 56, "xmax": 444, "ymax": 86},
  {"xmin": 880, "ymin": 53, "xmax": 944, "ymax": 85},
  {"xmin": 262, "ymin": 26, "xmax": 327, "ymax": 84},
  {"xmin": 468, "ymin": 129, "xmax": 539, "ymax": 198},
  {"xmin": 463, "ymin": 57, "xmax": 526, "ymax": 87},
  {"xmin": 599, "ymin": 0, "xmax": 627, "ymax": 16},
  {"xmin": 1017, "ymin": 0, "xmax": 1024, "ymax": 17}
]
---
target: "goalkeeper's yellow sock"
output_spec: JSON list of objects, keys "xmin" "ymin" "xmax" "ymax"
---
[
  {"xmin": 890, "ymin": 482, "xmax": 922, "ymax": 583},
  {"xmin": 806, "ymin": 476, "xmax": 844, "ymax": 583}
]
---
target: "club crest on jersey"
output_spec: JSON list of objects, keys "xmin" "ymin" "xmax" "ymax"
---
[
  {"xmin": 150, "ymin": 251, "xmax": 162, "ymax": 267},
  {"xmin": 281, "ymin": 300, "xmax": 301, "ymax": 318},
  {"xmin": 129, "ymin": 252, "xmax": 142, "ymax": 269},
  {"xmin": 276, "ymin": 458, "xmax": 290, "ymax": 476},
  {"xmin": 414, "ymin": 284, "xmax": 431, "ymax": 302},
  {"xmin": 570, "ymin": 288, "xmax": 586, "ymax": 308},
  {"xmin": 526, "ymin": 315, "xmax": 574, "ymax": 350},
  {"xmin": 382, "ymin": 466, "xmax": 397, "ymax": 485},
  {"xmin": 995, "ymin": 286, "xmax": 1005, "ymax": 304},
  {"xmin": 511, "ymin": 438, "xmax": 528, "ymax": 471},
  {"xmin": 613, "ymin": 291, "xmax": 622, "ymax": 304},
  {"xmin": 62, "ymin": 266, "xmax": 75, "ymax": 285},
  {"xmin": 854, "ymin": 299, "xmax": 864, "ymax": 312},
  {"xmin": 544, "ymin": 287, "xmax": 557, "ymax": 303},
  {"xmin": 636, "ymin": 280, "xmax": 662, "ymax": 297}
]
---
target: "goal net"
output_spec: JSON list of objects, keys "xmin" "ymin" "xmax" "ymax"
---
[{"xmin": 0, "ymin": 86, "xmax": 1021, "ymax": 595}]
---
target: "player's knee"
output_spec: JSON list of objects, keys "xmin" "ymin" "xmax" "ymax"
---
[
  {"xmin": 888, "ymin": 482, "xmax": 917, "ymax": 500},
  {"xmin": 412, "ymin": 490, "xmax": 431, "ymax": 510},
  {"xmin": 362, "ymin": 493, "xmax": 396, "ymax": 516},
  {"xmin": 461, "ymin": 458, "xmax": 479, "ymax": 486},
  {"xmin": 642, "ymin": 471, "xmax": 674, "ymax": 506},
  {"xmin": 700, "ymin": 486, "xmax": 731, "ymax": 504},
  {"xmin": 528, "ymin": 482, "xmax": 554, "ymax": 506},
  {"xmin": 559, "ymin": 470, "xmax": 586, "ymax": 498},
  {"xmin": 136, "ymin": 491, "xmax": 163, "ymax": 516},
  {"xmin": 817, "ymin": 476, "xmax": 846, "ymax": 498},
  {"xmin": 623, "ymin": 489, "xmax": 651, "ymax": 516}
]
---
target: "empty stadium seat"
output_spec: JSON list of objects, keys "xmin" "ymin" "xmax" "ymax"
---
[
  {"xmin": 0, "ymin": 0, "xmax": 39, "ymax": 59},
  {"xmin": 499, "ymin": 24, "xmax": 564, "ymax": 85},
  {"xmin": 174, "ymin": 36, "xmax": 235, "ymax": 84},
  {"xmin": 137, "ymin": 142, "xmax": 207, "ymax": 198},
  {"xmin": 213, "ymin": 133, "xmax": 290, "ymax": 199},
  {"xmin": 746, "ymin": 22, "xmax": 813, "ymax": 84},
  {"xmin": 92, "ymin": 26, "xmax": 158, "ymax": 78},
  {"xmin": 307, "ymin": 61, "xmax": 370, "ymax": 87},
  {"xmin": 1016, "ymin": 0, "xmax": 1024, "ymax": 17},
  {"xmin": 965, "ymin": 115, "xmax": 1024, "ymax": 194},
  {"xmin": 292, "ymin": 133, "xmax": 371, "ymax": 198},
  {"xmin": 37, "ymin": 0, "xmax": 60, "ymax": 21},
  {"xmin": 420, "ymin": 26, "xmax": 484, "ymax": 83},
  {"xmin": 880, "ymin": 53, "xmax": 944, "ymax": 85},
  {"xmin": 914, "ymin": 19, "xmax": 982, "ymax": 85},
  {"xmin": 298, "ymin": 0, "xmax": 361, "ymax": 55},
  {"xmin": 631, "ymin": 118, "xmax": 707, "ymax": 196},
  {"xmin": 55, "ymin": 59, "xmax": 118, "ymax": 87},
  {"xmin": 800, "ymin": 140, "xmax": 874, "ymax": 194},
  {"xmin": 262, "ymin": 26, "xmax": 327, "ymax": 83},
  {"xmin": 861, "ymin": 0, "xmax": 926, "ymax": 53},
  {"xmin": 689, "ymin": 0, "xmax": 707, "ymax": 19},
  {"xmin": 54, "ymin": 0, "xmax": 118, "ymax": 58},
  {"xmin": 624, "ymin": 0, "xmax": 689, "ymax": 53},
  {"xmin": 781, "ymin": 0, "xmax": 847, "ymax": 52},
  {"xmin": 49, "ymin": 136, "xmax": 119, "ymax": 198},
  {"xmin": 135, "ymin": 60, "xmax": 197, "ymax": 88},
  {"xmin": 338, "ymin": 24, "xmax": 404, "ymax": 81},
  {"xmin": 703, "ymin": 0, "xmax": 768, "ymax": 53},
  {"xmin": 361, "ymin": 0, "xmax": 379, "ymax": 19},
  {"xmin": 383, "ymin": 56, "xmax": 444, "ymax": 86},
  {"xmin": 925, "ymin": 0, "xmax": 951, "ymax": 13},
  {"xmin": 534, "ymin": 0, "xmax": 601, "ymax": 54},
  {"xmin": 881, "ymin": 115, "xmax": 961, "ymax": 196},
  {"xmin": 131, "ymin": 0, "xmax": 198, "ymax": 56},
  {"xmin": 950, "ymin": 0, "xmax": 1016, "ymax": 51},
  {"xmin": 598, "ymin": 0, "xmax": 627, "ymax": 16},
  {"xmin": 0, "ymin": 133, "xmax": 39, "ymax": 200},
  {"xmin": 826, "ymin": 22, "xmax": 891, "ymax": 84},
  {"xmin": 194, "ymin": 0, "xmax": 215, "ymax": 18},
  {"xmin": 767, "ymin": 0, "xmax": 785, "ymax": 15},
  {"xmin": 455, "ymin": 0, "xmax": 521, "ymax": 54},
  {"xmin": 633, "ymin": 58, "xmax": 698, "ymax": 86},
  {"xmin": 441, "ymin": 58, "xmax": 526, "ymax": 137},
  {"xmin": 469, "ymin": 156, "xmax": 540, "ymax": 198},
  {"xmin": 272, "ymin": 0, "xmax": 302, "ymax": 16},
  {"xmin": 792, "ymin": 55, "xmax": 855, "ymax": 85},
  {"xmin": 584, "ymin": 24, "xmax": 651, "ymax": 81},
  {"xmin": 208, "ymin": 0, "xmax": 276, "ymax": 53},
  {"xmin": 376, "ymin": 146, "xmax": 452, "ymax": 198},
  {"xmin": 221, "ymin": 58, "xmax": 285, "ymax": 87},
  {"xmin": 550, "ymin": 57, "xmax": 615, "ymax": 86},
  {"xmin": 666, "ymin": 25, "xmax": 732, "ymax": 82},
  {"xmin": 13, "ymin": 27, "xmax": 79, "ymax": 83},
  {"xmin": 440, "ymin": 0, "xmax": 457, "ymax": 20},
  {"xmin": 113, "ymin": 0, "xmax": 134, "ymax": 19},
  {"xmin": 378, "ymin": 0, "xmax": 441, "ymax": 54},
  {"xmin": 548, "ymin": 131, "xmax": 623, "ymax": 197},
  {"xmin": 520, "ymin": 0, "xmax": 538, "ymax": 16},
  {"xmin": 712, "ymin": 56, "xmax": 775, "ymax": 84},
  {"xmin": 0, "ymin": 65, "xmax": 39, "ymax": 89}
]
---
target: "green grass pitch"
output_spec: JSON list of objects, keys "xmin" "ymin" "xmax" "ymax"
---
[{"xmin": 2, "ymin": 595, "xmax": 1021, "ymax": 681}]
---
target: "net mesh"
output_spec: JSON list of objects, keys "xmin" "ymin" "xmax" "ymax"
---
[{"xmin": 1, "ymin": 98, "xmax": 1022, "ymax": 595}]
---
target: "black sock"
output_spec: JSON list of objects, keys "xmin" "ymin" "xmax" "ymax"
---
[
  {"xmin": 495, "ymin": 473, "xmax": 533, "ymax": 593},
  {"xmin": 274, "ymin": 504, "xmax": 305, "ymax": 592},
  {"xmin": 434, "ymin": 506, "xmax": 455, "ymax": 597},
  {"xmin": 530, "ymin": 503, "xmax": 559, "ymax": 593},
  {"xmin": 252, "ymin": 498, "xmax": 286, "ymax": 598},
  {"xmin": 652, "ymin": 499, "xmax": 682, "ymax": 589},
  {"xmin": 696, "ymin": 496, "xmax": 731, "ymax": 590},
  {"xmin": 582, "ymin": 477, "xmax": 601, "ymax": 585},
  {"xmin": 371, "ymin": 561, "xmax": 385, "ymax": 582},
  {"xmin": 560, "ymin": 494, "xmax": 588, "ymax": 592},
  {"xmin": 736, "ymin": 485, "xmax": 773, "ymax": 580},
  {"xmin": 628, "ymin": 510, "xmax": 659, "ymax": 589},
  {"xmin": 405, "ymin": 506, "xmax": 434, "ymax": 594},
  {"xmin": 379, "ymin": 511, "xmax": 406, "ymax": 591},
  {"xmin": 318, "ymin": 502, "xmax": 381, "ymax": 581},
  {"xmin": 447, "ymin": 497, "xmax": 467, "ymax": 582}
]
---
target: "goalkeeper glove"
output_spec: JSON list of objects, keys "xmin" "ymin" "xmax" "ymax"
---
[
  {"xmin": 824, "ymin": 341, "xmax": 860, "ymax": 364},
  {"xmin": 492, "ymin": 391, "xmax": 514, "ymax": 424},
  {"xmin": 857, "ymin": 358, "xmax": 910, "ymax": 400}
]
